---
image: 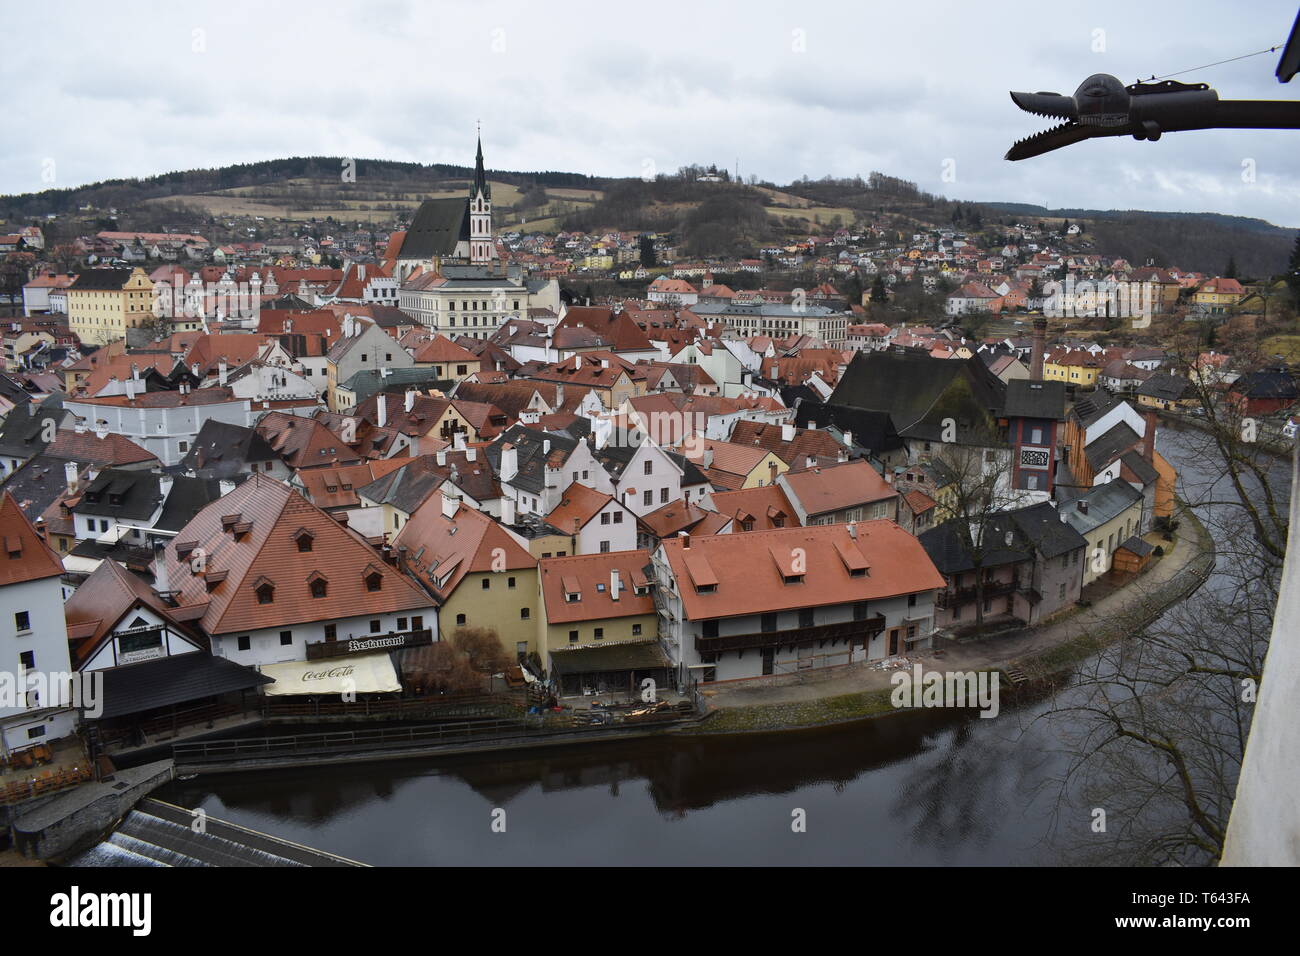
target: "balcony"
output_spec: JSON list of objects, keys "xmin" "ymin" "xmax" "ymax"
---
[
  {"xmin": 695, "ymin": 615, "xmax": 886, "ymax": 655},
  {"xmin": 935, "ymin": 576, "xmax": 1021, "ymax": 609}
]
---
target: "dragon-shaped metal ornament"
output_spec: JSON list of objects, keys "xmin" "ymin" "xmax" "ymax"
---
[{"xmin": 1006, "ymin": 72, "xmax": 1300, "ymax": 160}]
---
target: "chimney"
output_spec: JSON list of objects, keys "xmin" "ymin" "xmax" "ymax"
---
[
  {"xmin": 1029, "ymin": 314, "xmax": 1047, "ymax": 381},
  {"xmin": 610, "ymin": 569, "xmax": 621, "ymax": 601},
  {"xmin": 124, "ymin": 379, "xmax": 136, "ymax": 400},
  {"xmin": 501, "ymin": 498, "xmax": 517, "ymax": 525},
  {"xmin": 1142, "ymin": 410, "xmax": 1157, "ymax": 464},
  {"xmin": 95, "ymin": 422, "xmax": 108, "ymax": 440},
  {"xmin": 679, "ymin": 531, "xmax": 690, "ymax": 550},
  {"xmin": 74, "ymin": 419, "xmax": 85, "ymax": 435},
  {"xmin": 357, "ymin": 265, "xmax": 365, "ymax": 281},
  {"xmin": 441, "ymin": 492, "xmax": 458, "ymax": 519},
  {"xmin": 436, "ymin": 449, "xmax": 447, "ymax": 466},
  {"xmin": 1078, "ymin": 499, "xmax": 1089, "ymax": 515},
  {"xmin": 843, "ymin": 430, "xmax": 853, "ymax": 449},
  {"xmin": 218, "ymin": 479, "xmax": 236, "ymax": 496},
  {"xmin": 404, "ymin": 389, "xmax": 416, "ymax": 413},
  {"xmin": 781, "ymin": 422, "xmax": 795, "ymax": 442},
  {"xmin": 377, "ymin": 394, "xmax": 387, "ymax": 428},
  {"xmin": 466, "ymin": 447, "xmax": 477, "ymax": 462},
  {"xmin": 501, "ymin": 445, "xmax": 519, "ymax": 481},
  {"xmin": 218, "ymin": 361, "xmax": 228, "ymax": 386},
  {"xmin": 64, "ymin": 461, "xmax": 79, "ymax": 495},
  {"xmin": 380, "ymin": 366, "xmax": 390, "ymax": 379},
  {"xmin": 806, "ymin": 456, "xmax": 816, "ymax": 470},
  {"xmin": 555, "ymin": 383, "xmax": 564, "ymax": 407},
  {"xmin": 703, "ymin": 448, "xmax": 714, "ymax": 468},
  {"xmin": 848, "ymin": 521, "xmax": 857, "ymax": 539},
  {"xmin": 543, "ymin": 439, "xmax": 551, "ymax": 455}
]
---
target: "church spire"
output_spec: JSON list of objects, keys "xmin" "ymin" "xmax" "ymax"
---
[{"xmin": 472, "ymin": 128, "xmax": 490, "ymax": 201}]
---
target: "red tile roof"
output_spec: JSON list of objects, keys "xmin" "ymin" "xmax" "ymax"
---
[
  {"xmin": 661, "ymin": 521, "xmax": 944, "ymax": 620},
  {"xmin": 157, "ymin": 474, "xmax": 433, "ymax": 635},
  {"xmin": 0, "ymin": 492, "xmax": 64, "ymax": 587},
  {"xmin": 539, "ymin": 549, "xmax": 655, "ymax": 624}
]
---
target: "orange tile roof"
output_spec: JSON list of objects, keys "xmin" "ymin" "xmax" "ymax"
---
[
  {"xmin": 393, "ymin": 492, "xmax": 535, "ymax": 599},
  {"xmin": 661, "ymin": 521, "xmax": 944, "ymax": 620},
  {"xmin": 0, "ymin": 492, "xmax": 64, "ymax": 587},
  {"xmin": 539, "ymin": 549, "xmax": 655, "ymax": 623},
  {"xmin": 546, "ymin": 484, "xmax": 617, "ymax": 535},
  {"xmin": 706, "ymin": 485, "xmax": 797, "ymax": 531},
  {"xmin": 157, "ymin": 473, "xmax": 433, "ymax": 636},
  {"xmin": 780, "ymin": 459, "xmax": 896, "ymax": 515}
]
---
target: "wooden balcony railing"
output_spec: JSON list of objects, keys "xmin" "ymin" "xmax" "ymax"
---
[{"xmin": 695, "ymin": 614, "xmax": 886, "ymax": 654}]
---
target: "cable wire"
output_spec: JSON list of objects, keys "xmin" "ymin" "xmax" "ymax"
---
[{"xmin": 1136, "ymin": 44, "xmax": 1283, "ymax": 84}]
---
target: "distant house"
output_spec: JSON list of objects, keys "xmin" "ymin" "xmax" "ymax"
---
[{"xmin": 1228, "ymin": 368, "xmax": 1298, "ymax": 417}]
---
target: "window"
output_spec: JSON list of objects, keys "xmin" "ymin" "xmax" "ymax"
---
[
  {"xmin": 600, "ymin": 540, "xmax": 611, "ymax": 553},
  {"xmin": 482, "ymin": 577, "xmax": 490, "ymax": 589},
  {"xmin": 660, "ymin": 488, "xmax": 669, "ymax": 503},
  {"xmin": 601, "ymin": 512, "xmax": 611, "ymax": 525},
  {"xmin": 520, "ymin": 607, "xmax": 530, "ymax": 620},
  {"xmin": 799, "ymin": 608, "xmax": 815, "ymax": 628},
  {"xmin": 256, "ymin": 583, "xmax": 274, "ymax": 605},
  {"xmin": 644, "ymin": 460, "xmax": 653, "ymax": 475},
  {"xmin": 643, "ymin": 490, "xmax": 653, "ymax": 506},
  {"xmin": 296, "ymin": 531, "xmax": 313, "ymax": 552},
  {"xmin": 613, "ymin": 512, "xmax": 623, "ymax": 524},
  {"xmin": 632, "ymin": 623, "xmax": 642, "ymax": 636},
  {"xmin": 908, "ymin": 594, "xmax": 917, "ymax": 607},
  {"xmin": 761, "ymin": 613, "xmax": 778, "ymax": 632},
  {"xmin": 310, "ymin": 577, "xmax": 328, "ymax": 598},
  {"xmin": 853, "ymin": 601, "xmax": 869, "ymax": 621},
  {"xmin": 594, "ymin": 627, "xmax": 604, "ymax": 640},
  {"xmin": 279, "ymin": 631, "xmax": 292, "ymax": 646},
  {"xmin": 14, "ymin": 611, "xmax": 31, "ymax": 632},
  {"xmin": 456, "ymin": 614, "xmax": 466, "ymax": 626},
  {"xmin": 508, "ymin": 577, "xmax": 516, "ymax": 589},
  {"xmin": 237, "ymin": 635, "xmax": 251, "ymax": 651},
  {"xmin": 569, "ymin": 630, "xmax": 579, "ymax": 644},
  {"xmin": 324, "ymin": 624, "xmax": 337, "ymax": 641},
  {"xmin": 178, "ymin": 441, "xmax": 188, "ymax": 453},
  {"xmin": 370, "ymin": 620, "xmax": 381, "ymax": 633},
  {"xmin": 412, "ymin": 616, "xmax": 423, "ymax": 631},
  {"xmin": 702, "ymin": 620, "xmax": 719, "ymax": 639},
  {"xmin": 397, "ymin": 618, "xmax": 407, "ymax": 631},
  {"xmin": 19, "ymin": 650, "xmax": 35, "ymax": 671}
]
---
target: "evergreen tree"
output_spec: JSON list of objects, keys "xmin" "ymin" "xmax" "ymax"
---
[
  {"xmin": 1225, "ymin": 255, "xmax": 1239, "ymax": 280},
  {"xmin": 870, "ymin": 275, "xmax": 888, "ymax": 303},
  {"xmin": 639, "ymin": 235, "xmax": 656, "ymax": 268}
]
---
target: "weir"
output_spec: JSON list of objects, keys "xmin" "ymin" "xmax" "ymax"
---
[{"xmin": 66, "ymin": 798, "xmax": 366, "ymax": 867}]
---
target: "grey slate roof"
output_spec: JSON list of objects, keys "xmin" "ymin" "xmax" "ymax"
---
[
  {"xmin": 1003, "ymin": 379, "xmax": 1066, "ymax": 421},
  {"xmin": 485, "ymin": 424, "xmax": 580, "ymax": 494},
  {"xmin": 1084, "ymin": 420, "xmax": 1140, "ymax": 472},
  {"xmin": 398, "ymin": 197, "xmax": 469, "ymax": 260},
  {"xmin": 74, "ymin": 469, "xmax": 162, "ymax": 521},
  {"xmin": 1060, "ymin": 479, "xmax": 1144, "ymax": 535},
  {"xmin": 181, "ymin": 420, "xmax": 280, "ymax": 479},
  {"xmin": 1138, "ymin": 372, "xmax": 1194, "ymax": 402},
  {"xmin": 1119, "ymin": 449, "xmax": 1159, "ymax": 486},
  {"xmin": 94, "ymin": 653, "xmax": 272, "ymax": 720}
]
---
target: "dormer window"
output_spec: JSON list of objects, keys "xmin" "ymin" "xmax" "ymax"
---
[
  {"xmin": 295, "ymin": 529, "xmax": 315, "ymax": 552},
  {"xmin": 308, "ymin": 573, "xmax": 328, "ymax": 598},
  {"xmin": 696, "ymin": 583, "xmax": 717, "ymax": 594},
  {"xmin": 783, "ymin": 574, "xmax": 804, "ymax": 585},
  {"xmin": 365, "ymin": 572, "xmax": 383, "ymax": 592},
  {"xmin": 255, "ymin": 578, "xmax": 275, "ymax": 604}
]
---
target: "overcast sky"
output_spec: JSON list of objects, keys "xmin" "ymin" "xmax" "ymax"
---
[{"xmin": 3, "ymin": 0, "xmax": 1299, "ymax": 226}]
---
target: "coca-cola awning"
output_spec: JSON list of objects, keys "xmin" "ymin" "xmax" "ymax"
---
[{"xmin": 259, "ymin": 651, "xmax": 400, "ymax": 696}]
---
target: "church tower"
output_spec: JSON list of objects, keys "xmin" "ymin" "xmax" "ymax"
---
[{"xmin": 468, "ymin": 133, "xmax": 494, "ymax": 265}]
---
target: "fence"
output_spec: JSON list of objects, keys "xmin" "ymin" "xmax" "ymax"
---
[{"xmin": 173, "ymin": 705, "xmax": 696, "ymax": 767}]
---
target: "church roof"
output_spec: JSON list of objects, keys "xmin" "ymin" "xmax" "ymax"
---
[{"xmin": 399, "ymin": 197, "xmax": 469, "ymax": 261}]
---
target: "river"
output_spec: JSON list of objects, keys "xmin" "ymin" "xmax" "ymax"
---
[{"xmin": 138, "ymin": 424, "xmax": 1288, "ymax": 865}]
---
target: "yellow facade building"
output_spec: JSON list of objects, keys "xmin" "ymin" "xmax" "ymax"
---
[{"xmin": 66, "ymin": 267, "xmax": 154, "ymax": 345}]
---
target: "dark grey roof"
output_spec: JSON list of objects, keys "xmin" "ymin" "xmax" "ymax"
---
[
  {"xmin": 997, "ymin": 501, "xmax": 1087, "ymax": 559},
  {"xmin": 93, "ymin": 653, "xmax": 272, "ymax": 721},
  {"xmin": 1118, "ymin": 535, "xmax": 1155, "ymax": 557},
  {"xmin": 1, "ymin": 453, "xmax": 77, "ymax": 521},
  {"xmin": 74, "ymin": 469, "xmax": 162, "ymax": 521},
  {"xmin": 1070, "ymin": 389, "xmax": 1123, "ymax": 428},
  {"xmin": 828, "ymin": 351, "xmax": 1006, "ymax": 444},
  {"xmin": 1138, "ymin": 372, "xmax": 1194, "ymax": 402},
  {"xmin": 485, "ymin": 424, "xmax": 580, "ymax": 494},
  {"xmin": 1084, "ymin": 420, "xmax": 1140, "ymax": 472},
  {"xmin": 1119, "ymin": 449, "xmax": 1159, "ymax": 486},
  {"xmin": 0, "ymin": 395, "xmax": 66, "ymax": 460},
  {"xmin": 69, "ymin": 268, "xmax": 132, "ymax": 290},
  {"xmin": 1060, "ymin": 479, "xmax": 1144, "ymax": 535},
  {"xmin": 181, "ymin": 420, "xmax": 280, "ymax": 479},
  {"xmin": 667, "ymin": 451, "xmax": 707, "ymax": 487},
  {"xmin": 793, "ymin": 401, "xmax": 904, "ymax": 456},
  {"xmin": 359, "ymin": 460, "xmax": 445, "ymax": 514},
  {"xmin": 339, "ymin": 368, "xmax": 453, "ymax": 405},
  {"xmin": 1230, "ymin": 368, "xmax": 1298, "ymax": 400},
  {"xmin": 919, "ymin": 519, "xmax": 1030, "ymax": 575},
  {"xmin": 398, "ymin": 197, "xmax": 469, "ymax": 260},
  {"xmin": 155, "ymin": 476, "xmax": 226, "ymax": 532},
  {"xmin": 1003, "ymin": 379, "xmax": 1066, "ymax": 421}
]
